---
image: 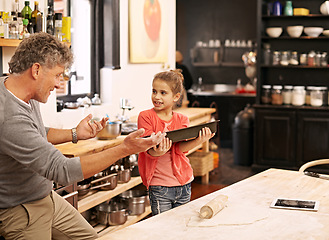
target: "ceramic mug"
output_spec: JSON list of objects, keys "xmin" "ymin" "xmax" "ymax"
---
[{"xmin": 272, "ymin": 1, "xmax": 282, "ymax": 16}]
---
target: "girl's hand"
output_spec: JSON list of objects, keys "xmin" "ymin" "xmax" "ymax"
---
[
  {"xmin": 196, "ymin": 127, "xmax": 215, "ymax": 143},
  {"xmin": 149, "ymin": 137, "xmax": 172, "ymax": 157}
]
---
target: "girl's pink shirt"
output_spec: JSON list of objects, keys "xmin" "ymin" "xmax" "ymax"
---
[{"xmin": 137, "ymin": 108, "xmax": 194, "ymax": 189}]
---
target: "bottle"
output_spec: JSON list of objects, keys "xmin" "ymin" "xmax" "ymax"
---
[
  {"xmin": 54, "ymin": 13, "xmax": 63, "ymax": 41},
  {"xmin": 19, "ymin": 18, "xmax": 30, "ymax": 39},
  {"xmin": 31, "ymin": 1, "xmax": 43, "ymax": 33},
  {"xmin": 14, "ymin": 0, "xmax": 20, "ymax": 16},
  {"xmin": 21, "ymin": 1, "xmax": 32, "ymax": 21},
  {"xmin": 9, "ymin": 16, "xmax": 19, "ymax": 39},
  {"xmin": 0, "ymin": 15, "xmax": 4, "ymax": 38},
  {"xmin": 17, "ymin": 12, "xmax": 23, "ymax": 37},
  {"xmin": 284, "ymin": 1, "xmax": 293, "ymax": 16},
  {"xmin": 27, "ymin": 18, "xmax": 34, "ymax": 35},
  {"xmin": 46, "ymin": 6, "xmax": 54, "ymax": 35}
]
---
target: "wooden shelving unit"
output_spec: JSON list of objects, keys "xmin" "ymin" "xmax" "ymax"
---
[{"xmin": 0, "ymin": 38, "xmax": 71, "ymax": 47}]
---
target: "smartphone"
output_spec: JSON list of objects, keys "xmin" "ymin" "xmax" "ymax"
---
[{"xmin": 270, "ymin": 198, "xmax": 319, "ymax": 211}]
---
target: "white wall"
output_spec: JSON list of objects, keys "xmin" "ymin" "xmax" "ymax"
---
[{"xmin": 1, "ymin": 0, "xmax": 176, "ymax": 129}]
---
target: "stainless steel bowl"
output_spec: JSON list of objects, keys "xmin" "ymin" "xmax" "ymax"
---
[{"xmin": 97, "ymin": 122, "xmax": 122, "ymax": 140}]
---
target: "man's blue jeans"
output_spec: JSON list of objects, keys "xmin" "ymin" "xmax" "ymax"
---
[{"xmin": 149, "ymin": 182, "xmax": 191, "ymax": 215}]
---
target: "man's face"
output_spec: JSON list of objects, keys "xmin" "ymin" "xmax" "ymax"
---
[{"xmin": 34, "ymin": 65, "xmax": 64, "ymax": 103}]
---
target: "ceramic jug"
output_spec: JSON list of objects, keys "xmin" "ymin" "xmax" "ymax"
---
[{"xmin": 273, "ymin": 1, "xmax": 282, "ymax": 16}]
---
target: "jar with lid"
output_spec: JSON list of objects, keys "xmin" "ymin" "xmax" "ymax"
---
[
  {"xmin": 289, "ymin": 51, "xmax": 299, "ymax": 65},
  {"xmin": 310, "ymin": 87, "xmax": 324, "ymax": 107},
  {"xmin": 263, "ymin": 43, "xmax": 271, "ymax": 65},
  {"xmin": 261, "ymin": 85, "xmax": 271, "ymax": 104},
  {"xmin": 282, "ymin": 85, "xmax": 293, "ymax": 105},
  {"xmin": 321, "ymin": 52, "xmax": 328, "ymax": 67},
  {"xmin": 272, "ymin": 51, "xmax": 280, "ymax": 65},
  {"xmin": 308, "ymin": 51, "xmax": 316, "ymax": 66},
  {"xmin": 315, "ymin": 52, "xmax": 322, "ymax": 67},
  {"xmin": 292, "ymin": 86, "xmax": 306, "ymax": 106},
  {"xmin": 280, "ymin": 51, "xmax": 289, "ymax": 66},
  {"xmin": 271, "ymin": 85, "xmax": 283, "ymax": 105},
  {"xmin": 305, "ymin": 86, "xmax": 315, "ymax": 105},
  {"xmin": 320, "ymin": 86, "xmax": 328, "ymax": 106},
  {"xmin": 300, "ymin": 53, "xmax": 308, "ymax": 66}
]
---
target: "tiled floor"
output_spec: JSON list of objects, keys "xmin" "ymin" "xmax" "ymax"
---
[{"xmin": 191, "ymin": 148, "xmax": 258, "ymax": 201}]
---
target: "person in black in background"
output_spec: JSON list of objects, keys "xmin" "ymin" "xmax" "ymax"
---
[
  {"xmin": 175, "ymin": 51, "xmax": 193, "ymax": 108},
  {"xmin": 175, "ymin": 50, "xmax": 193, "ymax": 91}
]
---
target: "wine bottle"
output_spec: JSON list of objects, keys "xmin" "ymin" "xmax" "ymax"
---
[
  {"xmin": 21, "ymin": 1, "xmax": 32, "ymax": 20},
  {"xmin": 31, "ymin": 1, "xmax": 43, "ymax": 33}
]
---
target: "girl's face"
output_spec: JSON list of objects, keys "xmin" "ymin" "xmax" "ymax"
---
[{"xmin": 152, "ymin": 78, "xmax": 180, "ymax": 111}]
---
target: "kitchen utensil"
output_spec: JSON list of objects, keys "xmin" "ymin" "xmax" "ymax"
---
[
  {"xmin": 266, "ymin": 27, "xmax": 283, "ymax": 38},
  {"xmin": 304, "ymin": 27, "xmax": 323, "ymax": 37},
  {"xmin": 90, "ymin": 173, "xmax": 118, "ymax": 191},
  {"xmin": 286, "ymin": 26, "xmax": 304, "ymax": 38},
  {"xmin": 96, "ymin": 202, "xmax": 129, "ymax": 226},
  {"xmin": 97, "ymin": 121, "xmax": 122, "ymax": 140},
  {"xmin": 169, "ymin": 120, "xmax": 219, "ymax": 143},
  {"xmin": 119, "ymin": 190, "xmax": 147, "ymax": 215},
  {"xmin": 64, "ymin": 102, "xmax": 80, "ymax": 109},
  {"xmin": 117, "ymin": 169, "xmax": 131, "ymax": 183},
  {"xmin": 304, "ymin": 171, "xmax": 329, "ymax": 180},
  {"xmin": 199, "ymin": 194, "xmax": 228, "ymax": 219},
  {"xmin": 77, "ymin": 179, "xmax": 91, "ymax": 196},
  {"xmin": 299, "ymin": 158, "xmax": 329, "ymax": 172}
]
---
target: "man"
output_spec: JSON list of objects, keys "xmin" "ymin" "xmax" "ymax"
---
[{"xmin": 0, "ymin": 32, "xmax": 165, "ymax": 239}]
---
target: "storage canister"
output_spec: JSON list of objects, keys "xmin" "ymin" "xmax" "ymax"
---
[
  {"xmin": 292, "ymin": 86, "xmax": 306, "ymax": 106},
  {"xmin": 272, "ymin": 51, "xmax": 280, "ymax": 65},
  {"xmin": 300, "ymin": 53, "xmax": 307, "ymax": 66},
  {"xmin": 271, "ymin": 85, "xmax": 283, "ymax": 105},
  {"xmin": 305, "ymin": 86, "xmax": 315, "ymax": 105},
  {"xmin": 261, "ymin": 85, "xmax": 272, "ymax": 104},
  {"xmin": 310, "ymin": 87, "xmax": 324, "ymax": 107},
  {"xmin": 280, "ymin": 51, "xmax": 289, "ymax": 66},
  {"xmin": 320, "ymin": 86, "xmax": 328, "ymax": 106},
  {"xmin": 282, "ymin": 85, "xmax": 293, "ymax": 105}
]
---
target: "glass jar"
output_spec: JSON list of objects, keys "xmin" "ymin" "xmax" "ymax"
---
[
  {"xmin": 289, "ymin": 51, "xmax": 299, "ymax": 65},
  {"xmin": 310, "ymin": 87, "xmax": 324, "ymax": 107},
  {"xmin": 261, "ymin": 85, "xmax": 272, "ymax": 104},
  {"xmin": 292, "ymin": 86, "xmax": 306, "ymax": 106},
  {"xmin": 282, "ymin": 85, "xmax": 293, "ymax": 105},
  {"xmin": 315, "ymin": 52, "xmax": 322, "ymax": 67},
  {"xmin": 320, "ymin": 86, "xmax": 328, "ymax": 106},
  {"xmin": 280, "ymin": 51, "xmax": 289, "ymax": 66},
  {"xmin": 271, "ymin": 85, "xmax": 283, "ymax": 105},
  {"xmin": 321, "ymin": 52, "xmax": 328, "ymax": 67},
  {"xmin": 305, "ymin": 86, "xmax": 315, "ymax": 105},
  {"xmin": 272, "ymin": 51, "xmax": 280, "ymax": 65},
  {"xmin": 300, "ymin": 53, "xmax": 308, "ymax": 66},
  {"xmin": 308, "ymin": 51, "xmax": 316, "ymax": 66}
]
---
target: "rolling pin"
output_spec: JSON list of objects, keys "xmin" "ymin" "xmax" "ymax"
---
[{"xmin": 199, "ymin": 194, "xmax": 228, "ymax": 219}]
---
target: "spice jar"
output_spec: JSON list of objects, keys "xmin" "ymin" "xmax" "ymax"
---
[
  {"xmin": 271, "ymin": 85, "xmax": 283, "ymax": 105},
  {"xmin": 310, "ymin": 87, "xmax": 324, "ymax": 107},
  {"xmin": 308, "ymin": 51, "xmax": 316, "ymax": 66},
  {"xmin": 320, "ymin": 86, "xmax": 328, "ymax": 106},
  {"xmin": 321, "ymin": 52, "xmax": 328, "ymax": 67},
  {"xmin": 305, "ymin": 86, "xmax": 315, "ymax": 105},
  {"xmin": 261, "ymin": 85, "xmax": 272, "ymax": 104},
  {"xmin": 280, "ymin": 51, "xmax": 289, "ymax": 66},
  {"xmin": 272, "ymin": 51, "xmax": 280, "ymax": 65},
  {"xmin": 315, "ymin": 52, "xmax": 322, "ymax": 67},
  {"xmin": 300, "ymin": 53, "xmax": 308, "ymax": 66},
  {"xmin": 292, "ymin": 86, "xmax": 306, "ymax": 106},
  {"xmin": 289, "ymin": 51, "xmax": 299, "ymax": 65},
  {"xmin": 282, "ymin": 85, "xmax": 293, "ymax": 105}
]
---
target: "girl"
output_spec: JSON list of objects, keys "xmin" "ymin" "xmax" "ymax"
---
[{"xmin": 138, "ymin": 70, "xmax": 215, "ymax": 215}]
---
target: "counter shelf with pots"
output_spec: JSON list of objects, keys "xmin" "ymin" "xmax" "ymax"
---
[{"xmin": 55, "ymin": 107, "xmax": 216, "ymax": 234}]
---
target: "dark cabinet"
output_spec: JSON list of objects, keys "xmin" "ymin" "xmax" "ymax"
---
[{"xmin": 254, "ymin": 105, "xmax": 329, "ymax": 171}]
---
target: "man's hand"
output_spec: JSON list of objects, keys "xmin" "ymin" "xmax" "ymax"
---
[
  {"xmin": 76, "ymin": 114, "xmax": 108, "ymax": 140},
  {"xmin": 121, "ymin": 128, "xmax": 166, "ymax": 155},
  {"xmin": 148, "ymin": 137, "xmax": 172, "ymax": 157}
]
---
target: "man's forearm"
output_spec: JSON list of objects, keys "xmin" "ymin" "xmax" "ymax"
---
[{"xmin": 47, "ymin": 128, "xmax": 73, "ymax": 145}]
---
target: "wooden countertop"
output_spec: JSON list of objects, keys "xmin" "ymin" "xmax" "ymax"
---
[
  {"xmin": 55, "ymin": 107, "xmax": 216, "ymax": 157},
  {"xmin": 99, "ymin": 168, "xmax": 329, "ymax": 239}
]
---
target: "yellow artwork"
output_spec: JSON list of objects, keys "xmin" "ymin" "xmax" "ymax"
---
[{"xmin": 129, "ymin": 0, "xmax": 169, "ymax": 63}]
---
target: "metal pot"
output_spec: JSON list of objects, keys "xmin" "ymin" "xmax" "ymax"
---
[
  {"xmin": 117, "ymin": 169, "xmax": 131, "ymax": 183},
  {"xmin": 77, "ymin": 179, "xmax": 91, "ymax": 196},
  {"xmin": 119, "ymin": 190, "xmax": 147, "ymax": 215},
  {"xmin": 90, "ymin": 173, "xmax": 118, "ymax": 191},
  {"xmin": 97, "ymin": 121, "xmax": 122, "ymax": 140},
  {"xmin": 96, "ymin": 202, "xmax": 129, "ymax": 226}
]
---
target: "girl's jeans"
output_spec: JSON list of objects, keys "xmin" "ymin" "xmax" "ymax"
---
[{"xmin": 149, "ymin": 182, "xmax": 191, "ymax": 215}]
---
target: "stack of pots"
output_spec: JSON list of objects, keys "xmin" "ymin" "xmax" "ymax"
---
[
  {"xmin": 119, "ymin": 190, "xmax": 148, "ymax": 215},
  {"xmin": 96, "ymin": 202, "xmax": 129, "ymax": 226}
]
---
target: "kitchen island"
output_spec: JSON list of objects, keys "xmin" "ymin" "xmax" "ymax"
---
[{"xmin": 99, "ymin": 168, "xmax": 329, "ymax": 239}]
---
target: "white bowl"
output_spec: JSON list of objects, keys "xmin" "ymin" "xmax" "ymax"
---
[
  {"xmin": 286, "ymin": 26, "xmax": 304, "ymax": 38},
  {"xmin": 304, "ymin": 27, "xmax": 324, "ymax": 37},
  {"xmin": 266, "ymin": 27, "xmax": 283, "ymax": 38},
  {"xmin": 323, "ymin": 29, "xmax": 329, "ymax": 37}
]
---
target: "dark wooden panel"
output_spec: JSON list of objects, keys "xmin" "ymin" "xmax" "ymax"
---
[
  {"xmin": 255, "ymin": 109, "xmax": 296, "ymax": 167},
  {"xmin": 297, "ymin": 111, "xmax": 329, "ymax": 166}
]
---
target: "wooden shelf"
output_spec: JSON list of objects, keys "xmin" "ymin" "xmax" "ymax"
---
[
  {"xmin": 261, "ymin": 64, "xmax": 329, "ymax": 69},
  {"xmin": 78, "ymin": 176, "xmax": 142, "ymax": 213},
  {"xmin": 262, "ymin": 36, "xmax": 329, "ymax": 40},
  {"xmin": 262, "ymin": 14, "xmax": 329, "ymax": 18},
  {"xmin": 96, "ymin": 205, "xmax": 151, "ymax": 238},
  {"xmin": 0, "ymin": 38, "xmax": 71, "ymax": 47}
]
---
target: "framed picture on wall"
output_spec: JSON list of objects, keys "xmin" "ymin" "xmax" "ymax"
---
[{"xmin": 129, "ymin": 0, "xmax": 169, "ymax": 63}]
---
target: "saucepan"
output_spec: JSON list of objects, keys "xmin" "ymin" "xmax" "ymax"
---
[
  {"xmin": 90, "ymin": 173, "xmax": 118, "ymax": 191},
  {"xmin": 117, "ymin": 168, "xmax": 131, "ymax": 183},
  {"xmin": 96, "ymin": 202, "xmax": 130, "ymax": 226},
  {"xmin": 119, "ymin": 190, "xmax": 147, "ymax": 215}
]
